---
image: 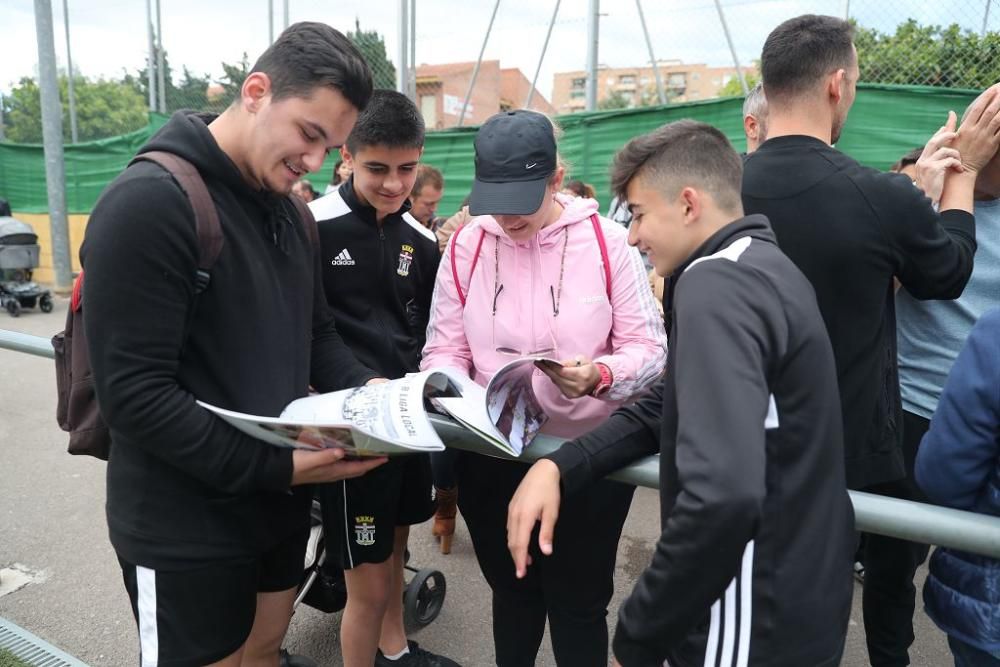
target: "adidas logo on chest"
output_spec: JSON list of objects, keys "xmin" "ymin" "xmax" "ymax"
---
[{"xmin": 331, "ymin": 249, "xmax": 356, "ymax": 266}]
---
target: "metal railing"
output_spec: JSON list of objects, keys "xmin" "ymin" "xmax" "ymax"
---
[{"xmin": 4, "ymin": 327, "xmax": 1000, "ymax": 560}]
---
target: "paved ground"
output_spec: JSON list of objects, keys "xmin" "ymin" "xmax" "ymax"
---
[{"xmin": 0, "ymin": 297, "xmax": 951, "ymax": 666}]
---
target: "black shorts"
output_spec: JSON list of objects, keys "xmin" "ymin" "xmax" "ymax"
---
[
  {"xmin": 319, "ymin": 453, "xmax": 434, "ymax": 569},
  {"xmin": 117, "ymin": 529, "xmax": 307, "ymax": 667}
]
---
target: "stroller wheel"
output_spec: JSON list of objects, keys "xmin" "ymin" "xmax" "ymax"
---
[
  {"xmin": 403, "ymin": 568, "xmax": 446, "ymax": 629},
  {"xmin": 5, "ymin": 299, "xmax": 20, "ymax": 317},
  {"xmin": 39, "ymin": 294, "xmax": 53, "ymax": 313},
  {"xmin": 279, "ymin": 649, "xmax": 318, "ymax": 667}
]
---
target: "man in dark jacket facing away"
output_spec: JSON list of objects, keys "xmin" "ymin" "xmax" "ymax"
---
[
  {"xmin": 82, "ymin": 23, "xmax": 386, "ymax": 667},
  {"xmin": 507, "ymin": 120, "xmax": 855, "ymax": 667},
  {"xmin": 743, "ymin": 14, "xmax": 1000, "ymax": 666}
]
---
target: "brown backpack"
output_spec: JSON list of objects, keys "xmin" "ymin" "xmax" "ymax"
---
[{"xmin": 52, "ymin": 151, "xmax": 317, "ymax": 460}]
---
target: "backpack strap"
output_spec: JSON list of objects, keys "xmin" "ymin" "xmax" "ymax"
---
[
  {"xmin": 130, "ymin": 151, "xmax": 223, "ymax": 294},
  {"xmin": 450, "ymin": 223, "xmax": 487, "ymax": 307},
  {"xmin": 590, "ymin": 214, "xmax": 612, "ymax": 299}
]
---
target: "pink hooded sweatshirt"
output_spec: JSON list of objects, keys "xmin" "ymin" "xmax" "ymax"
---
[{"xmin": 421, "ymin": 193, "xmax": 668, "ymax": 439}]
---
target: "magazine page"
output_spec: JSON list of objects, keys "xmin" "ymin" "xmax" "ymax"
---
[
  {"xmin": 197, "ymin": 373, "xmax": 446, "ymax": 456},
  {"xmin": 424, "ymin": 358, "xmax": 555, "ymax": 456}
]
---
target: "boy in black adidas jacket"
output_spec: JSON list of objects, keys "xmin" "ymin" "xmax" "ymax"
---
[
  {"xmin": 309, "ymin": 91, "xmax": 454, "ymax": 667},
  {"xmin": 508, "ymin": 121, "xmax": 855, "ymax": 667}
]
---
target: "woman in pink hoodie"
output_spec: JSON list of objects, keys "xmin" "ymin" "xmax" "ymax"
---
[{"xmin": 421, "ymin": 110, "xmax": 667, "ymax": 666}]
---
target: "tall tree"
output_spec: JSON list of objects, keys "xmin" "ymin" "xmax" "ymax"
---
[
  {"xmin": 216, "ymin": 53, "xmax": 251, "ymax": 109},
  {"xmin": 347, "ymin": 19, "xmax": 396, "ymax": 89},
  {"xmin": 3, "ymin": 74, "xmax": 147, "ymax": 143},
  {"xmin": 855, "ymin": 20, "xmax": 1000, "ymax": 89},
  {"xmin": 598, "ymin": 90, "xmax": 631, "ymax": 111}
]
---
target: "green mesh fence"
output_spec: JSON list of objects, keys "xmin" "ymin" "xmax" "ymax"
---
[{"xmin": 0, "ymin": 84, "xmax": 980, "ymax": 217}]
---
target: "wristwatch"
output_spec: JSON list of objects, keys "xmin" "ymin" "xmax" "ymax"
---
[{"xmin": 590, "ymin": 363, "xmax": 613, "ymax": 398}]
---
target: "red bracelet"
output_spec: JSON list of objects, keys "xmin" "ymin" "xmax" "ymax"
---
[{"xmin": 590, "ymin": 363, "xmax": 613, "ymax": 397}]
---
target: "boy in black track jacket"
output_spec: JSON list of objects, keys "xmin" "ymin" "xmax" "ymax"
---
[
  {"xmin": 309, "ymin": 91, "xmax": 455, "ymax": 667},
  {"xmin": 507, "ymin": 120, "xmax": 855, "ymax": 667},
  {"xmin": 81, "ymin": 24, "xmax": 387, "ymax": 667}
]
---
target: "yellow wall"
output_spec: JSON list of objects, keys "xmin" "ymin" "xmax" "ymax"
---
[{"xmin": 12, "ymin": 212, "xmax": 88, "ymax": 288}]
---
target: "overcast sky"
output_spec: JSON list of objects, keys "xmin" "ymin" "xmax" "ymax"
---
[{"xmin": 1, "ymin": 1, "xmax": 988, "ymax": 101}]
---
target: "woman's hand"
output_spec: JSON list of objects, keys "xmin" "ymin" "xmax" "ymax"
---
[{"xmin": 535, "ymin": 355, "xmax": 601, "ymax": 399}]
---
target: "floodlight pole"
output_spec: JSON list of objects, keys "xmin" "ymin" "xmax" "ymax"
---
[
  {"xmin": 458, "ymin": 0, "xmax": 500, "ymax": 127},
  {"xmin": 409, "ymin": 0, "xmax": 417, "ymax": 99},
  {"xmin": 714, "ymin": 0, "xmax": 748, "ymax": 96},
  {"xmin": 146, "ymin": 0, "xmax": 156, "ymax": 111},
  {"xmin": 33, "ymin": 0, "xmax": 73, "ymax": 292},
  {"xmin": 268, "ymin": 0, "xmax": 274, "ymax": 43},
  {"xmin": 155, "ymin": 0, "xmax": 165, "ymax": 113},
  {"xmin": 984, "ymin": 0, "xmax": 992, "ymax": 37},
  {"xmin": 397, "ymin": 0, "xmax": 409, "ymax": 95},
  {"xmin": 526, "ymin": 0, "xmax": 560, "ymax": 109},
  {"xmin": 62, "ymin": 0, "xmax": 78, "ymax": 143},
  {"xmin": 585, "ymin": 0, "xmax": 599, "ymax": 111},
  {"xmin": 636, "ymin": 0, "xmax": 665, "ymax": 105}
]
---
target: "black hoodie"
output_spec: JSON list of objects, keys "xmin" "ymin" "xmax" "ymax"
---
[
  {"xmin": 743, "ymin": 135, "xmax": 976, "ymax": 490},
  {"xmin": 82, "ymin": 111, "xmax": 377, "ymax": 568},
  {"xmin": 547, "ymin": 216, "xmax": 854, "ymax": 667}
]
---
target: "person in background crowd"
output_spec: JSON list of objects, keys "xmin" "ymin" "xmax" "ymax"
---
[
  {"xmin": 326, "ymin": 157, "xmax": 353, "ymax": 194},
  {"xmin": 889, "ymin": 106, "xmax": 1000, "ymax": 663},
  {"xmin": 744, "ymin": 14, "xmax": 1000, "ymax": 666},
  {"xmin": 292, "ymin": 178, "xmax": 318, "ymax": 202},
  {"xmin": 562, "ymin": 179, "xmax": 597, "ymax": 200},
  {"xmin": 916, "ymin": 308, "xmax": 1000, "ymax": 667},
  {"xmin": 508, "ymin": 119, "xmax": 854, "ymax": 667},
  {"xmin": 422, "ymin": 109, "xmax": 666, "ymax": 667},
  {"xmin": 410, "ymin": 164, "xmax": 445, "ymax": 231},
  {"xmin": 434, "ymin": 195, "xmax": 471, "ymax": 254},
  {"xmin": 310, "ymin": 90, "xmax": 455, "ymax": 667},
  {"xmin": 742, "ymin": 80, "xmax": 769, "ymax": 154},
  {"xmin": 81, "ymin": 23, "xmax": 386, "ymax": 667}
]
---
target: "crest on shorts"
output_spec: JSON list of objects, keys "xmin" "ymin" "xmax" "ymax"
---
[
  {"xmin": 397, "ymin": 244, "xmax": 414, "ymax": 277},
  {"xmin": 355, "ymin": 515, "xmax": 376, "ymax": 546}
]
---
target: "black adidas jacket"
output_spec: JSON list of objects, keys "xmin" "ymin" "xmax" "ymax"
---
[
  {"xmin": 743, "ymin": 135, "xmax": 976, "ymax": 489},
  {"xmin": 309, "ymin": 178, "xmax": 440, "ymax": 377},
  {"xmin": 82, "ymin": 112, "xmax": 378, "ymax": 568},
  {"xmin": 547, "ymin": 216, "xmax": 855, "ymax": 667}
]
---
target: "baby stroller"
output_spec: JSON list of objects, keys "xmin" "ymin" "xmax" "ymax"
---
[
  {"xmin": 0, "ymin": 215, "xmax": 53, "ymax": 318},
  {"xmin": 280, "ymin": 500, "xmax": 447, "ymax": 666}
]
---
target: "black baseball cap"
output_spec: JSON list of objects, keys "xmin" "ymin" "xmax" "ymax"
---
[{"xmin": 469, "ymin": 110, "xmax": 557, "ymax": 216}]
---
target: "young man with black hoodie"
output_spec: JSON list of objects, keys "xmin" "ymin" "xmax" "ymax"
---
[
  {"xmin": 81, "ymin": 23, "xmax": 387, "ymax": 667},
  {"xmin": 742, "ymin": 15, "xmax": 1000, "ymax": 666},
  {"xmin": 309, "ymin": 90, "xmax": 455, "ymax": 667},
  {"xmin": 507, "ymin": 120, "xmax": 855, "ymax": 667}
]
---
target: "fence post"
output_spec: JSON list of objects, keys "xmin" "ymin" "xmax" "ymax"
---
[
  {"xmin": 397, "ymin": 0, "xmax": 409, "ymax": 95},
  {"xmin": 33, "ymin": 0, "xmax": 74, "ymax": 293},
  {"xmin": 526, "ymin": 0, "xmax": 561, "ymax": 109},
  {"xmin": 458, "ymin": 0, "xmax": 500, "ymax": 127},
  {"xmin": 585, "ymin": 0, "xmax": 600, "ymax": 111},
  {"xmin": 714, "ymin": 0, "xmax": 748, "ymax": 96},
  {"xmin": 62, "ymin": 0, "xmax": 78, "ymax": 144},
  {"xmin": 636, "ymin": 0, "xmax": 666, "ymax": 105}
]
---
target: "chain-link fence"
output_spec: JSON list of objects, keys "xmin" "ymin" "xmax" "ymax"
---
[{"xmin": 2, "ymin": 0, "xmax": 998, "ymax": 147}]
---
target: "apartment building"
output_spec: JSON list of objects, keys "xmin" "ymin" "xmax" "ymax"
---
[
  {"xmin": 551, "ymin": 61, "xmax": 757, "ymax": 113},
  {"xmin": 415, "ymin": 60, "xmax": 555, "ymax": 129}
]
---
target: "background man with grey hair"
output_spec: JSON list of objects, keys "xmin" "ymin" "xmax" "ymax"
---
[{"xmin": 742, "ymin": 81, "xmax": 769, "ymax": 154}]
